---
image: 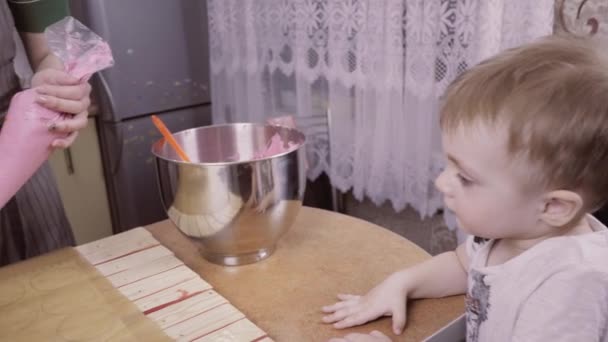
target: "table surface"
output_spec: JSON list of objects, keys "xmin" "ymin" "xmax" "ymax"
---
[{"xmin": 147, "ymin": 206, "xmax": 464, "ymax": 341}]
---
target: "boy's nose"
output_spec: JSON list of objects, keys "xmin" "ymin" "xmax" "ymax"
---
[{"xmin": 435, "ymin": 169, "xmax": 451, "ymax": 195}]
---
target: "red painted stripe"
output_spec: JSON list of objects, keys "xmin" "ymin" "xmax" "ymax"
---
[
  {"xmin": 103, "ymin": 247, "xmax": 170, "ymax": 277},
  {"xmin": 188, "ymin": 316, "xmax": 246, "ymax": 342},
  {"xmin": 143, "ymin": 289, "xmax": 208, "ymax": 315},
  {"xmin": 130, "ymin": 273, "xmax": 198, "ymax": 302},
  {"xmin": 250, "ymin": 334, "xmax": 269, "ymax": 342},
  {"xmin": 134, "ymin": 279, "xmax": 212, "ymax": 304},
  {"xmin": 92, "ymin": 243, "xmax": 161, "ymax": 266},
  {"xmin": 116, "ymin": 264, "xmax": 184, "ymax": 289},
  {"xmin": 164, "ymin": 302, "xmax": 230, "ymax": 330}
]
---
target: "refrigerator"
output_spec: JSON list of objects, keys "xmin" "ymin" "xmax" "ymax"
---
[{"xmin": 70, "ymin": 1, "xmax": 212, "ymax": 233}]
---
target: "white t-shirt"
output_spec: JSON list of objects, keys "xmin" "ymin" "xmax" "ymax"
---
[{"xmin": 465, "ymin": 215, "xmax": 608, "ymax": 341}]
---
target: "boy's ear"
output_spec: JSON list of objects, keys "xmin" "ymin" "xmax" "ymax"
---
[{"xmin": 540, "ymin": 190, "xmax": 584, "ymax": 227}]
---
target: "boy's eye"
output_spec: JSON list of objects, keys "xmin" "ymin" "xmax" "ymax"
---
[{"xmin": 457, "ymin": 173, "xmax": 473, "ymax": 186}]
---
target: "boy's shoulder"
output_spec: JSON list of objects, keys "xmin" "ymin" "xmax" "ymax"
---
[
  {"xmin": 467, "ymin": 216, "xmax": 608, "ymax": 275},
  {"xmin": 522, "ymin": 217, "xmax": 608, "ymax": 276},
  {"xmin": 491, "ymin": 230, "xmax": 608, "ymax": 297}
]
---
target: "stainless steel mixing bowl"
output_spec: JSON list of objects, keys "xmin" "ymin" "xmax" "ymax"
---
[{"xmin": 152, "ymin": 123, "xmax": 307, "ymax": 266}]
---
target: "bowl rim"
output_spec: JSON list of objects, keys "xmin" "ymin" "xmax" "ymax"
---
[{"xmin": 151, "ymin": 122, "xmax": 307, "ymax": 166}]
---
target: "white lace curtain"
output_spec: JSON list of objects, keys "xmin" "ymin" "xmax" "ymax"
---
[{"xmin": 208, "ymin": 0, "xmax": 554, "ymax": 218}]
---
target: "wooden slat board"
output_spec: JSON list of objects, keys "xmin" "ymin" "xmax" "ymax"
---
[
  {"xmin": 76, "ymin": 228, "xmax": 271, "ymax": 342},
  {"xmin": 77, "ymin": 227, "xmax": 160, "ymax": 265}
]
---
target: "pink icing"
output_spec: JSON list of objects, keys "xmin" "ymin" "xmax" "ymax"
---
[
  {"xmin": 0, "ymin": 91, "xmax": 69, "ymax": 207},
  {"xmin": 253, "ymin": 133, "xmax": 297, "ymax": 160}
]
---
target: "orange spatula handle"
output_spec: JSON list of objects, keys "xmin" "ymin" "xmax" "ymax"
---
[{"xmin": 151, "ymin": 115, "xmax": 191, "ymax": 162}]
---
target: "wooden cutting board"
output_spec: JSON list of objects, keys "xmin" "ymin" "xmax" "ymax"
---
[
  {"xmin": 0, "ymin": 247, "xmax": 169, "ymax": 341},
  {"xmin": 0, "ymin": 228, "xmax": 271, "ymax": 342}
]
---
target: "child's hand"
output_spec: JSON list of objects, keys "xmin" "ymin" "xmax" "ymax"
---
[
  {"xmin": 31, "ymin": 68, "xmax": 92, "ymax": 148},
  {"xmin": 321, "ymin": 271, "xmax": 409, "ymax": 335},
  {"xmin": 328, "ymin": 330, "xmax": 392, "ymax": 342}
]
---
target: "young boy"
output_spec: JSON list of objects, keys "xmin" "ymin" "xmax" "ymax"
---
[{"xmin": 321, "ymin": 35, "xmax": 608, "ymax": 341}]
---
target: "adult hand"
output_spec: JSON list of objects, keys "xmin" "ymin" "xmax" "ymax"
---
[{"xmin": 31, "ymin": 68, "xmax": 91, "ymax": 148}]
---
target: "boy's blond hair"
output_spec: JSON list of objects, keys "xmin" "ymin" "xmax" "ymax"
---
[{"xmin": 440, "ymin": 35, "xmax": 608, "ymax": 209}]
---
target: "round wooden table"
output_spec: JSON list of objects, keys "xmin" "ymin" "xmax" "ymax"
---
[{"xmin": 146, "ymin": 206, "xmax": 463, "ymax": 341}]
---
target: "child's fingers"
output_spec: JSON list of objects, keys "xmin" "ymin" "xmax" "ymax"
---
[
  {"xmin": 322, "ymin": 312, "xmax": 343, "ymax": 324},
  {"xmin": 333, "ymin": 311, "xmax": 372, "ymax": 329},
  {"xmin": 337, "ymin": 294, "xmax": 359, "ymax": 301},
  {"xmin": 322, "ymin": 306, "xmax": 356, "ymax": 324},
  {"xmin": 370, "ymin": 330, "xmax": 388, "ymax": 338},
  {"xmin": 390, "ymin": 300, "xmax": 408, "ymax": 335},
  {"xmin": 322, "ymin": 300, "xmax": 354, "ymax": 313},
  {"xmin": 333, "ymin": 333, "xmax": 367, "ymax": 341},
  {"xmin": 36, "ymin": 82, "xmax": 91, "ymax": 101},
  {"xmin": 391, "ymin": 309, "xmax": 407, "ymax": 335}
]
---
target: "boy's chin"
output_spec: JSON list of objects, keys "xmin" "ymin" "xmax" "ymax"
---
[
  {"xmin": 458, "ymin": 225, "xmax": 473, "ymax": 236},
  {"xmin": 455, "ymin": 218, "xmax": 468, "ymax": 233},
  {"xmin": 452, "ymin": 214, "xmax": 491, "ymax": 239},
  {"xmin": 457, "ymin": 221, "xmax": 489, "ymax": 239}
]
